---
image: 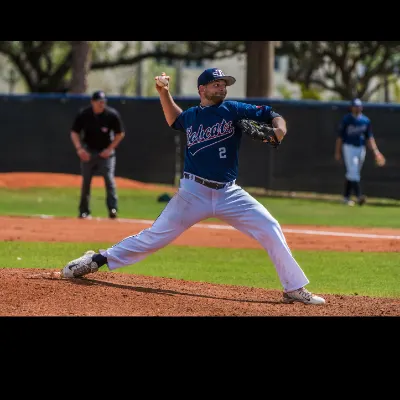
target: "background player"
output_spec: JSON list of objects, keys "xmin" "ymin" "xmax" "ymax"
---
[
  {"xmin": 70, "ymin": 90, "xmax": 126, "ymax": 219},
  {"xmin": 60, "ymin": 68, "xmax": 326, "ymax": 306},
  {"xmin": 334, "ymin": 98, "xmax": 386, "ymax": 206}
]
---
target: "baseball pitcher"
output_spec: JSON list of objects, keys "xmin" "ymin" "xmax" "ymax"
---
[{"xmin": 60, "ymin": 68, "xmax": 326, "ymax": 305}]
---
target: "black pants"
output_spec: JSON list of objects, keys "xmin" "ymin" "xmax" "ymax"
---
[{"xmin": 79, "ymin": 152, "xmax": 117, "ymax": 215}]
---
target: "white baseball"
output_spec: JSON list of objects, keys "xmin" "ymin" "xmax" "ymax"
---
[{"xmin": 156, "ymin": 76, "xmax": 169, "ymax": 87}]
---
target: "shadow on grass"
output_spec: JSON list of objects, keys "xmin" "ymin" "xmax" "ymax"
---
[{"xmin": 367, "ymin": 202, "xmax": 400, "ymax": 208}]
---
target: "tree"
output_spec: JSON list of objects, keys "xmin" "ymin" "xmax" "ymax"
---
[
  {"xmin": 276, "ymin": 41, "xmax": 400, "ymax": 100},
  {"xmin": 0, "ymin": 42, "xmax": 72, "ymax": 92},
  {"xmin": 0, "ymin": 41, "xmax": 246, "ymax": 93},
  {"xmin": 5, "ymin": 41, "xmax": 400, "ymax": 100},
  {"xmin": 90, "ymin": 41, "xmax": 245, "ymax": 70},
  {"xmin": 69, "ymin": 41, "xmax": 92, "ymax": 93}
]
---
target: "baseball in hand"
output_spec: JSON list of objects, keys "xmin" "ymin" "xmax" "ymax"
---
[
  {"xmin": 375, "ymin": 153, "xmax": 386, "ymax": 167},
  {"xmin": 155, "ymin": 75, "xmax": 169, "ymax": 87}
]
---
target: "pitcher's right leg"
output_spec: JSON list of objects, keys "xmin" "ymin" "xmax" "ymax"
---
[
  {"xmin": 216, "ymin": 185, "xmax": 325, "ymax": 305},
  {"xmin": 61, "ymin": 185, "xmax": 211, "ymax": 278}
]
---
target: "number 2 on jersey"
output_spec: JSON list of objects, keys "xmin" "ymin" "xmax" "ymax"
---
[{"xmin": 219, "ymin": 147, "xmax": 226, "ymax": 158}]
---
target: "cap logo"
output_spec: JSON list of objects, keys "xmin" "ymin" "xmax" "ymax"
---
[{"xmin": 212, "ymin": 69, "xmax": 225, "ymax": 78}]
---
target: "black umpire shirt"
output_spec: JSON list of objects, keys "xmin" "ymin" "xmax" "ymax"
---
[{"xmin": 72, "ymin": 106, "xmax": 124, "ymax": 152}]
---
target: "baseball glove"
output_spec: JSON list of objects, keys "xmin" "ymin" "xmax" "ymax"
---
[{"xmin": 235, "ymin": 119, "xmax": 281, "ymax": 148}]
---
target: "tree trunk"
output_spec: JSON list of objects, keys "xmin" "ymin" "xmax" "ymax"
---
[
  {"xmin": 136, "ymin": 41, "xmax": 143, "ymax": 96},
  {"xmin": 384, "ymin": 75, "xmax": 390, "ymax": 102},
  {"xmin": 246, "ymin": 41, "xmax": 275, "ymax": 98},
  {"xmin": 246, "ymin": 41, "xmax": 258, "ymax": 98},
  {"xmin": 175, "ymin": 59, "xmax": 183, "ymax": 95},
  {"xmin": 69, "ymin": 41, "xmax": 91, "ymax": 94},
  {"xmin": 259, "ymin": 41, "xmax": 274, "ymax": 98}
]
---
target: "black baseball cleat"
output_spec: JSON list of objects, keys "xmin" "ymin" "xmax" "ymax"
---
[
  {"xmin": 109, "ymin": 208, "xmax": 118, "ymax": 219},
  {"xmin": 79, "ymin": 212, "xmax": 92, "ymax": 219},
  {"xmin": 357, "ymin": 195, "xmax": 366, "ymax": 206}
]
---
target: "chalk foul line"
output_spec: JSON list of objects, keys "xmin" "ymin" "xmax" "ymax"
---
[
  {"xmin": 193, "ymin": 223, "xmax": 400, "ymax": 240},
  {"xmin": 32, "ymin": 214, "xmax": 400, "ymax": 240}
]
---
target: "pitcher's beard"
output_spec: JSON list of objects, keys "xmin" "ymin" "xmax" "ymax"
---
[{"xmin": 205, "ymin": 92, "xmax": 226, "ymax": 103}]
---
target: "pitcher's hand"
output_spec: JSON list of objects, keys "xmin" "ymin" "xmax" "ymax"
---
[{"xmin": 155, "ymin": 72, "xmax": 170, "ymax": 94}]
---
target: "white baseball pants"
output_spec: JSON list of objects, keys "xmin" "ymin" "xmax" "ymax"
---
[
  {"xmin": 342, "ymin": 143, "xmax": 366, "ymax": 182},
  {"xmin": 101, "ymin": 176, "xmax": 309, "ymax": 292}
]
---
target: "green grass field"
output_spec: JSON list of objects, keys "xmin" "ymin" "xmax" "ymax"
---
[{"xmin": 1, "ymin": 186, "xmax": 399, "ymax": 298}]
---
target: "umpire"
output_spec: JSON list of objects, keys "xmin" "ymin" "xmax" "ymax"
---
[{"xmin": 70, "ymin": 90, "xmax": 125, "ymax": 219}]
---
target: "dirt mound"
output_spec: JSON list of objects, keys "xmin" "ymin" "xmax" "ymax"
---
[
  {"xmin": 0, "ymin": 172, "xmax": 175, "ymax": 191},
  {"xmin": 1, "ymin": 268, "xmax": 398, "ymax": 316}
]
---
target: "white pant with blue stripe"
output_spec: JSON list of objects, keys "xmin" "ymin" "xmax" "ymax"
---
[{"xmin": 342, "ymin": 144, "xmax": 366, "ymax": 182}]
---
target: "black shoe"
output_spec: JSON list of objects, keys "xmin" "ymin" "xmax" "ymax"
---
[
  {"xmin": 357, "ymin": 196, "xmax": 366, "ymax": 206},
  {"xmin": 79, "ymin": 212, "xmax": 91, "ymax": 219},
  {"xmin": 109, "ymin": 209, "xmax": 118, "ymax": 219}
]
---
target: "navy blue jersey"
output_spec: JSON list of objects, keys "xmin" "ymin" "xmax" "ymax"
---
[
  {"xmin": 338, "ymin": 113, "xmax": 373, "ymax": 147},
  {"xmin": 171, "ymin": 100, "xmax": 281, "ymax": 182}
]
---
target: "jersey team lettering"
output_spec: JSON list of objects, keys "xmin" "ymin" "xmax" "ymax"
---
[
  {"xmin": 186, "ymin": 119, "xmax": 234, "ymax": 150},
  {"xmin": 346, "ymin": 124, "xmax": 367, "ymax": 135}
]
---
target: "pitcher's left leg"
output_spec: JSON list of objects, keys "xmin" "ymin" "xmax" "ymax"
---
[
  {"xmin": 60, "ymin": 181, "xmax": 212, "ymax": 278},
  {"xmin": 216, "ymin": 185, "xmax": 325, "ymax": 304}
]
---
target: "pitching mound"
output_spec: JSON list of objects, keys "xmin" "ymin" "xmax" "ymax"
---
[{"xmin": 1, "ymin": 268, "xmax": 399, "ymax": 316}]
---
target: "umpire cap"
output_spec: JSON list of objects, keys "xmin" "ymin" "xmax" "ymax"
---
[
  {"xmin": 197, "ymin": 68, "xmax": 236, "ymax": 88},
  {"xmin": 91, "ymin": 90, "xmax": 107, "ymax": 101}
]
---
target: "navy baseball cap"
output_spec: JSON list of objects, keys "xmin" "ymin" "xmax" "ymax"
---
[
  {"xmin": 351, "ymin": 98, "xmax": 362, "ymax": 107},
  {"xmin": 197, "ymin": 68, "xmax": 236, "ymax": 88},
  {"xmin": 91, "ymin": 90, "xmax": 106, "ymax": 101}
]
